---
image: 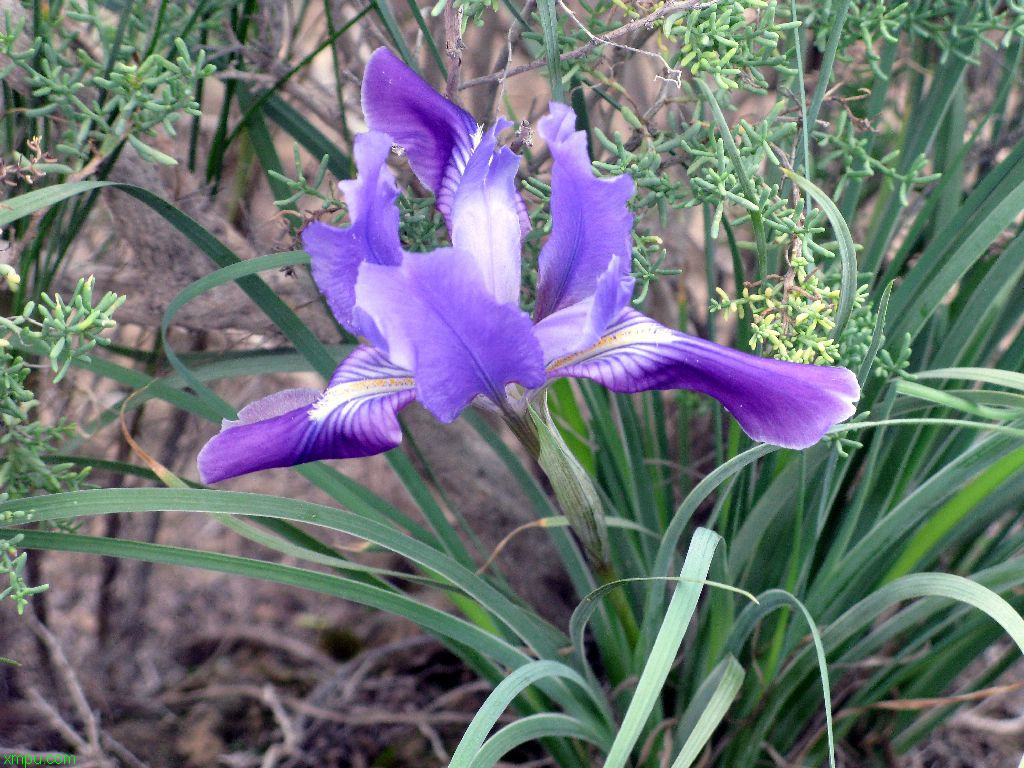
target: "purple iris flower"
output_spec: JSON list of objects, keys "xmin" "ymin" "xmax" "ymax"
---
[{"xmin": 197, "ymin": 48, "xmax": 859, "ymax": 485}]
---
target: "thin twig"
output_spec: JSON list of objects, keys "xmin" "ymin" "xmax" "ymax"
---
[
  {"xmin": 99, "ymin": 732, "xmax": 150, "ymax": 768},
  {"xmin": 259, "ymin": 684, "xmax": 300, "ymax": 768},
  {"xmin": 477, "ymin": 518, "xmax": 554, "ymax": 574},
  {"xmin": 557, "ymin": 0, "xmax": 675, "ymax": 78},
  {"xmin": 162, "ymin": 682, "xmax": 515, "ymax": 727},
  {"xmin": 292, "ymin": 699, "xmax": 512, "ymax": 727},
  {"xmin": 262, "ymin": 684, "xmax": 301, "ymax": 751},
  {"xmin": 184, "ymin": 625, "xmax": 336, "ymax": 669},
  {"xmin": 635, "ymin": 716, "xmax": 678, "ymax": 766},
  {"xmin": 951, "ymin": 710, "xmax": 1024, "ymax": 737},
  {"xmin": 426, "ymin": 678, "xmax": 493, "ymax": 711},
  {"xmin": 459, "ymin": 0, "xmax": 724, "ymax": 90},
  {"xmin": 762, "ymin": 741, "xmax": 797, "ymax": 768},
  {"xmin": 485, "ymin": 0, "xmax": 537, "ymax": 118},
  {"xmin": 26, "ymin": 688, "xmax": 89, "ymax": 754},
  {"xmin": 443, "ymin": 0, "xmax": 465, "ymax": 102},
  {"xmin": 26, "ymin": 614, "xmax": 105, "ymax": 760},
  {"xmin": 260, "ymin": 744, "xmax": 286, "ymax": 768},
  {"xmin": 417, "ymin": 721, "xmax": 450, "ymax": 764},
  {"xmin": 490, "ymin": 5, "xmax": 529, "ymax": 119},
  {"xmin": 337, "ymin": 636, "xmax": 435, "ymax": 704}
]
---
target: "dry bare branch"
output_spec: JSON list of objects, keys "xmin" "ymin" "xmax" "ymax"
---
[{"xmin": 460, "ymin": 0, "xmax": 724, "ymax": 90}]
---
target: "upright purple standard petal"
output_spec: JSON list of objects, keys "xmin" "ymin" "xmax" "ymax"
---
[
  {"xmin": 534, "ymin": 103, "xmax": 635, "ymax": 321},
  {"xmin": 197, "ymin": 347, "xmax": 415, "ymax": 484},
  {"xmin": 356, "ymin": 248, "xmax": 546, "ymax": 422},
  {"xmin": 450, "ymin": 120, "xmax": 525, "ymax": 304},
  {"xmin": 303, "ymin": 131, "xmax": 402, "ymax": 333},
  {"xmin": 362, "ymin": 47, "xmax": 479, "ymax": 224},
  {"xmin": 548, "ymin": 310, "xmax": 860, "ymax": 449},
  {"xmin": 532, "ymin": 253, "xmax": 634, "ymax": 363}
]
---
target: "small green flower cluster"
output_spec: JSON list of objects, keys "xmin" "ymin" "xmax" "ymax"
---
[
  {"xmin": 663, "ymin": 0, "xmax": 794, "ymax": 92},
  {"xmin": 592, "ymin": 124, "xmax": 691, "ymax": 225},
  {"xmin": 398, "ymin": 193, "xmax": 450, "ymax": 252},
  {"xmin": 271, "ymin": 149, "xmax": 339, "ymax": 212},
  {"xmin": 710, "ymin": 270, "xmax": 871, "ymax": 365},
  {"xmin": 630, "ymin": 233, "xmax": 680, "ymax": 305},
  {"xmin": 816, "ymin": 109, "xmax": 940, "ymax": 206},
  {"xmin": 835, "ymin": 284, "xmax": 878, "ymax": 373},
  {"xmin": 579, "ymin": 108, "xmax": 879, "ymax": 366},
  {"xmin": 1, "ymin": 276, "xmax": 124, "ymax": 385},
  {"xmin": 0, "ymin": 531, "xmax": 48, "ymax": 616},
  {"xmin": 518, "ymin": 175, "xmax": 552, "ymax": 313},
  {"xmin": 1, "ymin": 3, "xmax": 218, "ymax": 167},
  {"xmin": 0, "ymin": 273, "xmax": 122, "ymax": 611},
  {"xmin": 680, "ymin": 103, "xmax": 803, "ymax": 239},
  {"xmin": 873, "ymin": 332, "xmax": 913, "ymax": 379}
]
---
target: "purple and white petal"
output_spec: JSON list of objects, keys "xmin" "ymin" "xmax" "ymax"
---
[
  {"xmin": 532, "ymin": 253, "xmax": 634, "ymax": 363},
  {"xmin": 534, "ymin": 102, "xmax": 635, "ymax": 321},
  {"xmin": 356, "ymin": 248, "xmax": 546, "ymax": 422},
  {"xmin": 197, "ymin": 347, "xmax": 415, "ymax": 484},
  {"xmin": 548, "ymin": 310, "xmax": 860, "ymax": 449},
  {"xmin": 450, "ymin": 120, "xmax": 526, "ymax": 304},
  {"xmin": 303, "ymin": 131, "xmax": 402, "ymax": 333},
  {"xmin": 362, "ymin": 47, "xmax": 479, "ymax": 224}
]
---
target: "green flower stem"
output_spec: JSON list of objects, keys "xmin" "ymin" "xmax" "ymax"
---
[
  {"xmin": 521, "ymin": 401, "xmax": 640, "ymax": 644},
  {"xmin": 596, "ymin": 563, "xmax": 640, "ymax": 648}
]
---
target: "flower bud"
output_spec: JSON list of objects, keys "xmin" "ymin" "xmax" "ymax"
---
[{"xmin": 530, "ymin": 401, "xmax": 608, "ymax": 568}]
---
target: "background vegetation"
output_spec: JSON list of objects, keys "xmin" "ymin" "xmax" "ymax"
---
[{"xmin": 3, "ymin": 1, "xmax": 1024, "ymax": 766}]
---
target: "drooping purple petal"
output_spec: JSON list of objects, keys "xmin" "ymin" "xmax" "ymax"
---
[
  {"xmin": 548, "ymin": 310, "xmax": 860, "ymax": 449},
  {"xmin": 450, "ymin": 119, "xmax": 526, "ymax": 304},
  {"xmin": 355, "ymin": 248, "xmax": 546, "ymax": 422},
  {"xmin": 532, "ymin": 253, "xmax": 634, "ymax": 363},
  {"xmin": 303, "ymin": 131, "xmax": 402, "ymax": 333},
  {"xmin": 198, "ymin": 347, "xmax": 415, "ymax": 484},
  {"xmin": 534, "ymin": 102, "xmax": 636, "ymax": 321},
  {"xmin": 362, "ymin": 47, "xmax": 479, "ymax": 224}
]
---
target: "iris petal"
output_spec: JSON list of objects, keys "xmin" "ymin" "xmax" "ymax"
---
[
  {"xmin": 303, "ymin": 131, "xmax": 402, "ymax": 334},
  {"xmin": 197, "ymin": 347, "xmax": 415, "ymax": 484},
  {"xmin": 450, "ymin": 120, "xmax": 526, "ymax": 304},
  {"xmin": 548, "ymin": 310, "xmax": 860, "ymax": 449},
  {"xmin": 356, "ymin": 248, "xmax": 546, "ymax": 422},
  {"xmin": 362, "ymin": 47, "xmax": 479, "ymax": 226},
  {"xmin": 534, "ymin": 102, "xmax": 635, "ymax": 321},
  {"xmin": 532, "ymin": 253, "xmax": 634, "ymax": 363}
]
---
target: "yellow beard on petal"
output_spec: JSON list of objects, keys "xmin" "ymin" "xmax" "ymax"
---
[
  {"xmin": 309, "ymin": 376, "xmax": 415, "ymax": 422},
  {"xmin": 546, "ymin": 321, "xmax": 674, "ymax": 372}
]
